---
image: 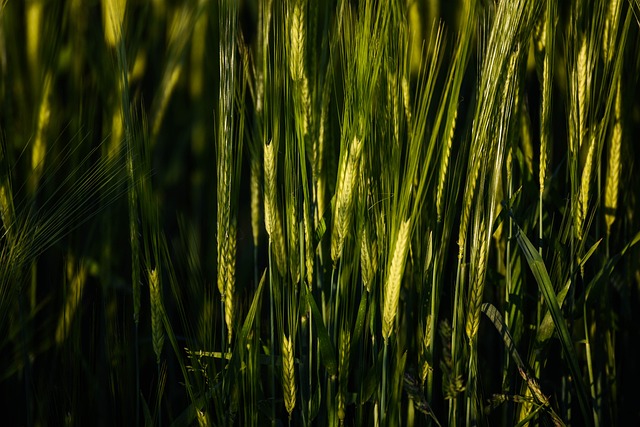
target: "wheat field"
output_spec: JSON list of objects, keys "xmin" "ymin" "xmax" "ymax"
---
[{"xmin": 2, "ymin": 0, "xmax": 640, "ymax": 425}]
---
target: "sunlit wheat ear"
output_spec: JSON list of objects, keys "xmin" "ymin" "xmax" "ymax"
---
[
  {"xmin": 288, "ymin": 1, "xmax": 305, "ymax": 83},
  {"xmin": 436, "ymin": 106, "xmax": 457, "ymax": 222},
  {"xmin": 288, "ymin": 1, "xmax": 310, "ymax": 139},
  {"xmin": 30, "ymin": 72, "xmax": 52, "ymax": 195},
  {"xmin": 338, "ymin": 329, "xmax": 351, "ymax": 423},
  {"xmin": 602, "ymin": 0, "xmax": 622, "ymax": 65},
  {"xmin": 195, "ymin": 409, "xmax": 211, "ymax": 427},
  {"xmin": 225, "ymin": 219, "xmax": 236, "ymax": 344},
  {"xmin": 263, "ymin": 139, "xmax": 286, "ymax": 275},
  {"xmin": 282, "ymin": 335, "xmax": 296, "ymax": 417},
  {"xmin": 576, "ymin": 33, "xmax": 588, "ymax": 147},
  {"xmin": 605, "ymin": 80, "xmax": 622, "ymax": 235},
  {"xmin": 101, "ymin": 0, "xmax": 126, "ymax": 47},
  {"xmin": 382, "ymin": 219, "xmax": 411, "ymax": 342},
  {"xmin": 387, "ymin": 68, "xmax": 400, "ymax": 144},
  {"xmin": 401, "ymin": 75, "xmax": 412, "ymax": 125},
  {"xmin": 420, "ymin": 316, "xmax": 432, "ymax": 383},
  {"xmin": 577, "ymin": 126, "xmax": 597, "ymax": 242},
  {"xmin": 331, "ymin": 135, "xmax": 363, "ymax": 264},
  {"xmin": 149, "ymin": 268, "xmax": 164, "ymax": 363}
]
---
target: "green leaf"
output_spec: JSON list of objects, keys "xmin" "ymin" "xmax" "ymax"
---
[
  {"xmin": 352, "ymin": 291, "xmax": 368, "ymax": 349},
  {"xmin": 310, "ymin": 383, "xmax": 322, "ymax": 421},
  {"xmin": 582, "ymin": 230, "xmax": 640, "ymax": 304},
  {"xmin": 515, "ymin": 226, "xmax": 592, "ymax": 427},
  {"xmin": 305, "ymin": 286, "xmax": 338, "ymax": 376},
  {"xmin": 361, "ymin": 348, "xmax": 384, "ymax": 403}
]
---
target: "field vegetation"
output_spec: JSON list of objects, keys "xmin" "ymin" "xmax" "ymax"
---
[{"xmin": 2, "ymin": 0, "xmax": 640, "ymax": 425}]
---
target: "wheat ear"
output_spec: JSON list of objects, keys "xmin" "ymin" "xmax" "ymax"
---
[
  {"xmin": 382, "ymin": 219, "xmax": 411, "ymax": 342},
  {"xmin": 331, "ymin": 135, "xmax": 364, "ymax": 264},
  {"xmin": 282, "ymin": 335, "xmax": 296, "ymax": 416},
  {"xmin": 149, "ymin": 268, "xmax": 164, "ymax": 363},
  {"xmin": 264, "ymin": 140, "xmax": 286, "ymax": 275},
  {"xmin": 605, "ymin": 80, "xmax": 622, "ymax": 234}
]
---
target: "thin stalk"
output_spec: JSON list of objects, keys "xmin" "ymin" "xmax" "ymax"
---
[
  {"xmin": 268, "ymin": 242, "xmax": 276, "ymax": 426},
  {"xmin": 584, "ymin": 306, "xmax": 599, "ymax": 427},
  {"xmin": 382, "ymin": 341, "xmax": 388, "ymax": 424}
]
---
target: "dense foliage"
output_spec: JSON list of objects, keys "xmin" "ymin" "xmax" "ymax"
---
[{"xmin": 2, "ymin": 0, "xmax": 640, "ymax": 425}]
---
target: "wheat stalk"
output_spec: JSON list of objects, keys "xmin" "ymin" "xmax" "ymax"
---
[{"xmin": 382, "ymin": 219, "xmax": 411, "ymax": 342}]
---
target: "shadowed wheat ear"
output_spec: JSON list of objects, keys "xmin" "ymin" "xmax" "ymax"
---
[
  {"xmin": 287, "ymin": 193, "xmax": 300, "ymax": 284},
  {"xmin": 457, "ymin": 149, "xmax": 480, "ymax": 260},
  {"xmin": 465, "ymin": 218, "xmax": 488, "ymax": 343},
  {"xmin": 303, "ymin": 200, "xmax": 314, "ymax": 286},
  {"xmin": 149, "ymin": 268, "xmax": 164, "ymax": 363},
  {"xmin": 55, "ymin": 257, "xmax": 87, "ymax": 345},
  {"xmin": 382, "ymin": 219, "xmax": 411, "ymax": 342},
  {"xmin": 360, "ymin": 222, "xmax": 378, "ymax": 292},
  {"xmin": 264, "ymin": 139, "xmax": 286, "ymax": 275},
  {"xmin": 282, "ymin": 334, "xmax": 296, "ymax": 417},
  {"xmin": 605, "ymin": 79, "xmax": 622, "ymax": 235},
  {"xmin": 331, "ymin": 135, "xmax": 364, "ymax": 264},
  {"xmin": 338, "ymin": 328, "xmax": 351, "ymax": 424},
  {"xmin": 250, "ymin": 150, "xmax": 262, "ymax": 248},
  {"xmin": 0, "ymin": 169, "xmax": 15, "ymax": 242}
]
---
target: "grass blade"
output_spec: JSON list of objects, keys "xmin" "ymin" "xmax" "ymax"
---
[{"xmin": 515, "ymin": 225, "xmax": 592, "ymax": 427}]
